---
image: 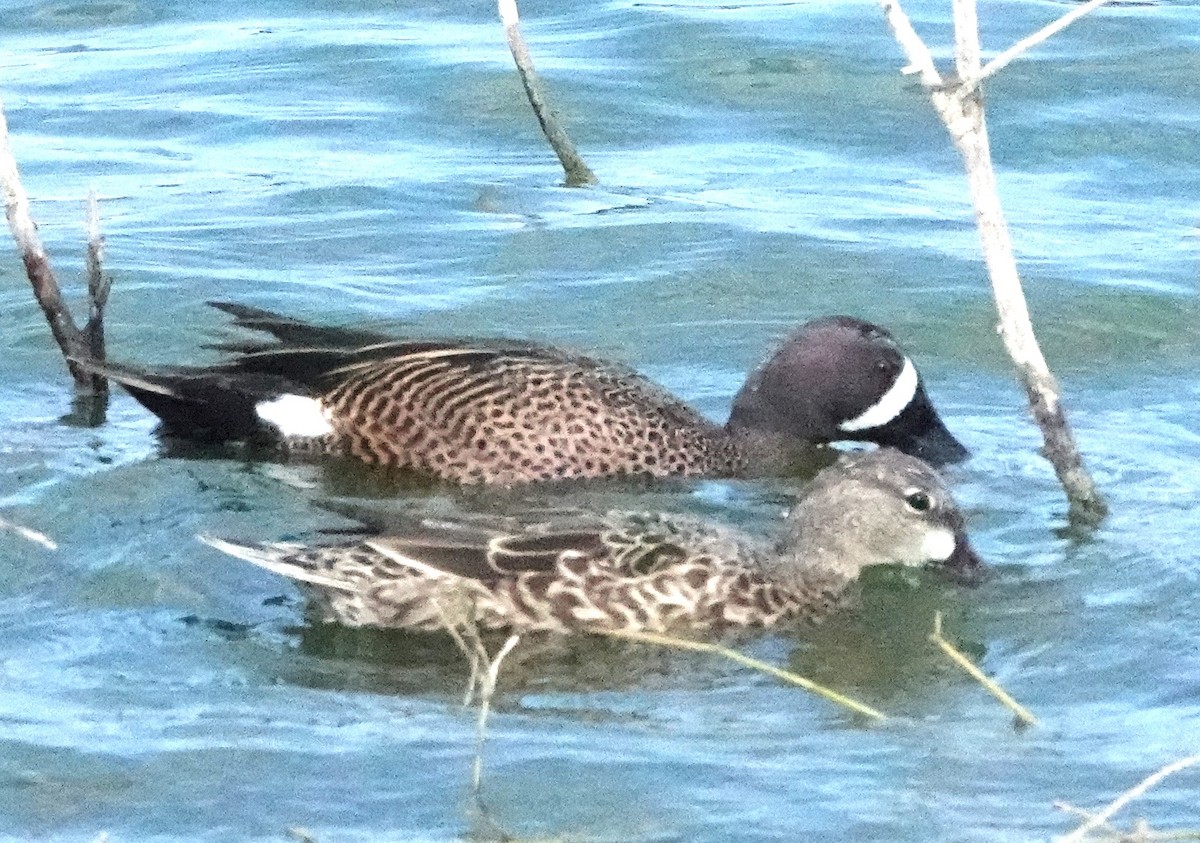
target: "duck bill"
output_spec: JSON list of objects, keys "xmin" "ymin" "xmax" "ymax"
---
[
  {"xmin": 937, "ymin": 533, "xmax": 987, "ymax": 585},
  {"xmin": 859, "ymin": 384, "xmax": 969, "ymax": 468},
  {"xmin": 902, "ymin": 414, "xmax": 969, "ymax": 467},
  {"xmin": 875, "ymin": 385, "xmax": 969, "ymax": 467}
]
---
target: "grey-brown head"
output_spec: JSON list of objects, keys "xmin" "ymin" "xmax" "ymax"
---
[
  {"xmin": 727, "ymin": 316, "xmax": 968, "ymax": 467},
  {"xmin": 774, "ymin": 447, "xmax": 982, "ymax": 586}
]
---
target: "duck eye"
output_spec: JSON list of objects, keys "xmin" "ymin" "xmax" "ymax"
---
[{"xmin": 905, "ymin": 490, "xmax": 932, "ymax": 512}]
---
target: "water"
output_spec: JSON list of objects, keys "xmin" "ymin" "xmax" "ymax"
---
[{"xmin": 1, "ymin": 0, "xmax": 1198, "ymax": 839}]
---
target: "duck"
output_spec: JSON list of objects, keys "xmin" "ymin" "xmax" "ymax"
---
[
  {"xmin": 74, "ymin": 303, "xmax": 967, "ymax": 485},
  {"xmin": 200, "ymin": 448, "xmax": 983, "ymax": 633}
]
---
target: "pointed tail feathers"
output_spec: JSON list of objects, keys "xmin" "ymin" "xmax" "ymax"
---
[
  {"xmin": 69, "ymin": 354, "xmax": 309, "ymax": 441},
  {"xmin": 207, "ymin": 301, "xmax": 395, "ymax": 349},
  {"xmin": 198, "ymin": 535, "xmax": 357, "ymax": 592},
  {"xmin": 67, "ymin": 355, "xmax": 181, "ymax": 398}
]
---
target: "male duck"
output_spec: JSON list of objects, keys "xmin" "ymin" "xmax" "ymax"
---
[
  {"xmin": 77, "ymin": 303, "xmax": 967, "ymax": 485},
  {"xmin": 202, "ymin": 449, "xmax": 983, "ymax": 633}
]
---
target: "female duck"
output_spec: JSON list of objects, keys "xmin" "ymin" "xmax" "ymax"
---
[{"xmin": 202, "ymin": 449, "xmax": 983, "ymax": 633}]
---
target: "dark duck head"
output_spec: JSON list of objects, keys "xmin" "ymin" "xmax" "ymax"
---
[{"xmin": 726, "ymin": 316, "xmax": 968, "ymax": 467}]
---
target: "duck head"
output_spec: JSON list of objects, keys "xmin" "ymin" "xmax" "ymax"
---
[
  {"xmin": 779, "ymin": 448, "xmax": 984, "ymax": 585},
  {"xmin": 727, "ymin": 316, "xmax": 968, "ymax": 467}
]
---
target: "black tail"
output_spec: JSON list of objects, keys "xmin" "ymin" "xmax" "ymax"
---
[
  {"xmin": 69, "ymin": 356, "xmax": 301, "ymax": 441},
  {"xmin": 206, "ymin": 302, "xmax": 395, "ymax": 352}
]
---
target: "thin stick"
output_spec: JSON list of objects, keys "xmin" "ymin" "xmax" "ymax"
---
[
  {"xmin": 930, "ymin": 613, "xmax": 1037, "ymax": 727},
  {"xmin": 471, "ymin": 633, "xmax": 520, "ymax": 795},
  {"xmin": 0, "ymin": 96, "xmax": 89, "ymax": 386},
  {"xmin": 83, "ymin": 189, "xmax": 110, "ymax": 373},
  {"xmin": 878, "ymin": 0, "xmax": 1107, "ymax": 525},
  {"xmin": 497, "ymin": 0, "xmax": 597, "ymax": 187},
  {"xmin": 602, "ymin": 628, "xmax": 886, "ymax": 721},
  {"xmin": 0, "ymin": 515, "xmax": 58, "ymax": 550},
  {"xmin": 430, "ymin": 596, "xmax": 483, "ymax": 706},
  {"xmin": 971, "ymin": 0, "xmax": 1115, "ymax": 89},
  {"xmin": 1, "ymin": 97, "xmax": 111, "ymax": 396},
  {"xmin": 1059, "ymin": 756, "xmax": 1200, "ymax": 843}
]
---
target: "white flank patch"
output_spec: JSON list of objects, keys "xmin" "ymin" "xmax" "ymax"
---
[
  {"xmin": 920, "ymin": 528, "xmax": 957, "ymax": 563},
  {"xmin": 255, "ymin": 394, "xmax": 334, "ymax": 438},
  {"xmin": 838, "ymin": 357, "xmax": 919, "ymax": 432}
]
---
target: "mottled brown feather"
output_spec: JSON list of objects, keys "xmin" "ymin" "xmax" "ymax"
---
[{"xmin": 203, "ymin": 450, "xmax": 983, "ymax": 636}]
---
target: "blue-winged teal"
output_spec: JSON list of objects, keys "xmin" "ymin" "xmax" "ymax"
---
[
  {"xmin": 201, "ymin": 449, "xmax": 982, "ymax": 633},
  {"xmin": 77, "ymin": 303, "xmax": 967, "ymax": 485}
]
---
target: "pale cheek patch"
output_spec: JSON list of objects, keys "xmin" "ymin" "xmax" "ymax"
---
[
  {"xmin": 839, "ymin": 357, "xmax": 919, "ymax": 433},
  {"xmin": 920, "ymin": 527, "xmax": 957, "ymax": 563},
  {"xmin": 255, "ymin": 394, "xmax": 334, "ymax": 438}
]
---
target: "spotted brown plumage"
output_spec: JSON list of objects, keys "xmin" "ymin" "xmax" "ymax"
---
[
  {"xmin": 73, "ymin": 303, "xmax": 968, "ymax": 485},
  {"xmin": 201, "ymin": 449, "xmax": 984, "ymax": 634}
]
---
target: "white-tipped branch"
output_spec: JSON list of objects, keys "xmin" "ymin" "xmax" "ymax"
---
[
  {"xmin": 498, "ymin": 0, "xmax": 597, "ymax": 187},
  {"xmin": 878, "ymin": 0, "xmax": 1108, "ymax": 524}
]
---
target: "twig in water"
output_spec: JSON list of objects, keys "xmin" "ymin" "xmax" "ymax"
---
[
  {"xmin": 602, "ymin": 628, "xmax": 885, "ymax": 721},
  {"xmin": 84, "ymin": 189, "xmax": 111, "ymax": 378},
  {"xmin": 497, "ymin": 0, "xmax": 597, "ymax": 187},
  {"xmin": 428, "ymin": 599, "xmax": 522, "ymax": 800},
  {"xmin": 877, "ymin": 0, "xmax": 1108, "ymax": 525},
  {"xmin": 1058, "ymin": 755, "xmax": 1200, "ymax": 843},
  {"xmin": 430, "ymin": 598, "xmax": 521, "ymax": 841},
  {"xmin": 472, "ymin": 633, "xmax": 520, "ymax": 795},
  {"xmin": 0, "ymin": 95, "xmax": 111, "ymax": 397},
  {"xmin": 969, "ymin": 0, "xmax": 1116, "ymax": 91},
  {"xmin": 0, "ymin": 515, "xmax": 57, "ymax": 550},
  {"xmin": 930, "ymin": 612, "xmax": 1037, "ymax": 728}
]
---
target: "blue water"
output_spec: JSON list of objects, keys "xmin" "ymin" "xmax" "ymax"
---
[{"xmin": 1, "ymin": 0, "xmax": 1199, "ymax": 839}]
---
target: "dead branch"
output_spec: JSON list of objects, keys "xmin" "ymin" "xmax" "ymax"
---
[
  {"xmin": 930, "ymin": 612, "xmax": 1037, "ymax": 727},
  {"xmin": 84, "ymin": 189, "xmax": 110, "ymax": 374},
  {"xmin": 498, "ymin": 0, "xmax": 598, "ymax": 187},
  {"xmin": 0, "ymin": 94, "xmax": 109, "ymax": 397},
  {"xmin": 1058, "ymin": 755, "xmax": 1200, "ymax": 842},
  {"xmin": 878, "ymin": 0, "xmax": 1108, "ymax": 525}
]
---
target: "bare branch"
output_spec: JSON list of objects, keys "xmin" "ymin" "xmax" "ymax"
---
[
  {"xmin": 0, "ymin": 96, "xmax": 90, "ymax": 383},
  {"xmin": 603, "ymin": 628, "xmax": 886, "ymax": 720},
  {"xmin": 952, "ymin": 0, "xmax": 982, "ymax": 81},
  {"xmin": 498, "ymin": 0, "xmax": 598, "ymax": 187},
  {"xmin": 878, "ymin": 0, "xmax": 943, "ymax": 87},
  {"xmin": 1059, "ymin": 756, "xmax": 1200, "ymax": 843},
  {"xmin": 0, "ymin": 95, "xmax": 110, "ymax": 398},
  {"xmin": 878, "ymin": 0, "xmax": 1108, "ymax": 524},
  {"xmin": 973, "ymin": 0, "xmax": 1116, "ymax": 89},
  {"xmin": 471, "ymin": 633, "xmax": 519, "ymax": 795},
  {"xmin": 930, "ymin": 612, "xmax": 1037, "ymax": 727},
  {"xmin": 84, "ymin": 189, "xmax": 110, "ymax": 396}
]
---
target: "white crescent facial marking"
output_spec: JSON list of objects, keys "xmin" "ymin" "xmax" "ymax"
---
[
  {"xmin": 920, "ymin": 527, "xmax": 957, "ymax": 563},
  {"xmin": 255, "ymin": 394, "xmax": 334, "ymax": 438},
  {"xmin": 838, "ymin": 356, "xmax": 919, "ymax": 433}
]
